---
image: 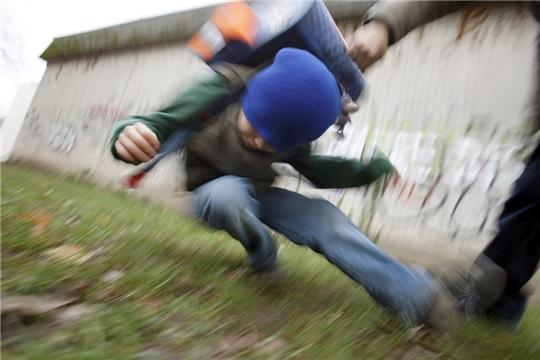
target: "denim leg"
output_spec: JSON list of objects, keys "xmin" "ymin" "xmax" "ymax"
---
[
  {"xmin": 258, "ymin": 187, "xmax": 437, "ymax": 325},
  {"xmin": 194, "ymin": 176, "xmax": 277, "ymax": 271}
]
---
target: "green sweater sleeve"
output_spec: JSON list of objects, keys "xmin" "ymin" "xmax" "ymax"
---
[
  {"xmin": 287, "ymin": 144, "xmax": 395, "ymax": 188},
  {"xmin": 110, "ymin": 74, "xmax": 230, "ymax": 160}
]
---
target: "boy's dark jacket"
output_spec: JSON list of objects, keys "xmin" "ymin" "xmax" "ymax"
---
[{"xmin": 110, "ymin": 64, "xmax": 394, "ymax": 191}]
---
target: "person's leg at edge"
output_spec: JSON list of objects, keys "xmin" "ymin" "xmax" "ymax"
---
[{"xmin": 458, "ymin": 142, "xmax": 540, "ymax": 326}]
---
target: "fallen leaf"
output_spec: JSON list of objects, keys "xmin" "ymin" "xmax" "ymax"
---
[
  {"xmin": 16, "ymin": 210, "xmax": 53, "ymax": 237},
  {"xmin": 44, "ymin": 245, "xmax": 93, "ymax": 264},
  {"xmin": 63, "ymin": 199, "xmax": 74, "ymax": 207},
  {"xmin": 44, "ymin": 188, "xmax": 55, "ymax": 197},
  {"xmin": 102, "ymin": 270, "xmax": 124, "ymax": 283},
  {"xmin": 254, "ymin": 336, "xmax": 288, "ymax": 356},
  {"xmin": 55, "ymin": 304, "xmax": 95, "ymax": 323},
  {"xmin": 1, "ymin": 295, "xmax": 76, "ymax": 319}
]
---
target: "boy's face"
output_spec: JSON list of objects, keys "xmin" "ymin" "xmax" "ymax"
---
[{"xmin": 237, "ymin": 110, "xmax": 276, "ymax": 153}]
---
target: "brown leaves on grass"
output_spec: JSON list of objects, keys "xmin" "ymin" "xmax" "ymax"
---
[
  {"xmin": 43, "ymin": 245, "xmax": 95, "ymax": 264},
  {"xmin": 1, "ymin": 294, "xmax": 97, "ymax": 347},
  {"xmin": 1, "ymin": 295, "xmax": 77, "ymax": 319},
  {"xmin": 15, "ymin": 210, "xmax": 53, "ymax": 237}
]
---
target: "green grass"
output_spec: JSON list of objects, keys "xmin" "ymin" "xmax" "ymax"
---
[{"xmin": 1, "ymin": 163, "xmax": 539, "ymax": 359}]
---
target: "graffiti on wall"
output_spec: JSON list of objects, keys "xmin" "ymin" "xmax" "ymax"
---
[
  {"xmin": 22, "ymin": 103, "xmax": 128, "ymax": 156},
  {"xmin": 86, "ymin": 104, "xmax": 124, "ymax": 122},
  {"xmin": 309, "ymin": 113, "xmax": 528, "ymax": 243},
  {"xmin": 379, "ymin": 130, "xmax": 524, "ymax": 239},
  {"xmin": 44, "ymin": 121, "xmax": 78, "ymax": 154},
  {"xmin": 25, "ymin": 109, "xmax": 78, "ymax": 154},
  {"xmin": 82, "ymin": 103, "xmax": 127, "ymax": 152}
]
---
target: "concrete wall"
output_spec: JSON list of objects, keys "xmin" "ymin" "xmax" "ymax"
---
[
  {"xmin": 1, "ymin": 83, "xmax": 38, "ymax": 162},
  {"xmin": 311, "ymin": 5, "xmax": 538, "ymax": 260},
  {"xmin": 10, "ymin": 4, "xmax": 539, "ymax": 290},
  {"xmin": 11, "ymin": 44, "xmax": 209, "ymax": 204}
]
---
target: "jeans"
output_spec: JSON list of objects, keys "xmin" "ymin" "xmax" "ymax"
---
[{"xmin": 194, "ymin": 175, "xmax": 438, "ymax": 325}]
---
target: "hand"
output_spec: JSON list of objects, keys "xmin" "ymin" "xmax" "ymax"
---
[
  {"xmin": 341, "ymin": 91, "xmax": 359, "ymax": 114},
  {"xmin": 115, "ymin": 123, "xmax": 160, "ymax": 164},
  {"xmin": 348, "ymin": 20, "xmax": 390, "ymax": 71},
  {"xmin": 335, "ymin": 88, "xmax": 359, "ymax": 138}
]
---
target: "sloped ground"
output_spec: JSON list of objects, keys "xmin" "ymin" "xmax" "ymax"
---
[{"xmin": 2, "ymin": 164, "xmax": 539, "ymax": 359}]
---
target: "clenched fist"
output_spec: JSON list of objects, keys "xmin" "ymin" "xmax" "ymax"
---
[
  {"xmin": 348, "ymin": 20, "xmax": 391, "ymax": 71},
  {"xmin": 115, "ymin": 123, "xmax": 161, "ymax": 164}
]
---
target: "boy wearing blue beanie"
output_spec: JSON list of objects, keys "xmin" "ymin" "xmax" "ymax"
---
[
  {"xmin": 241, "ymin": 48, "xmax": 341, "ymax": 152},
  {"xmin": 111, "ymin": 48, "xmax": 452, "ymax": 329}
]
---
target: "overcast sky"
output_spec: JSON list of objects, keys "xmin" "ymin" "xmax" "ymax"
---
[{"xmin": 1, "ymin": 0, "xmax": 220, "ymax": 118}]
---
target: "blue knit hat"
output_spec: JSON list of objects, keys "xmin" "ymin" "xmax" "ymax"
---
[{"xmin": 241, "ymin": 48, "xmax": 341, "ymax": 152}]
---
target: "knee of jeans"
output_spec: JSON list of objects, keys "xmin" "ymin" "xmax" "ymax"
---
[
  {"xmin": 196, "ymin": 176, "xmax": 255, "ymax": 219},
  {"xmin": 305, "ymin": 199, "xmax": 353, "ymax": 238},
  {"xmin": 312, "ymin": 199, "xmax": 346, "ymax": 224}
]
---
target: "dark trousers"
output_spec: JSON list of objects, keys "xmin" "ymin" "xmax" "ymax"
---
[
  {"xmin": 482, "ymin": 23, "xmax": 540, "ymax": 315},
  {"xmin": 483, "ymin": 142, "xmax": 540, "ymax": 308}
]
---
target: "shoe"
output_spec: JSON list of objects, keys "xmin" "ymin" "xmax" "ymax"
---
[
  {"xmin": 486, "ymin": 290, "xmax": 530, "ymax": 331},
  {"xmin": 467, "ymin": 255, "xmax": 507, "ymax": 312},
  {"xmin": 422, "ymin": 282, "xmax": 456, "ymax": 331},
  {"xmin": 452, "ymin": 257, "xmax": 506, "ymax": 322}
]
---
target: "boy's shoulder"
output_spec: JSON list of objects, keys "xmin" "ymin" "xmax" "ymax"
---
[{"xmin": 211, "ymin": 63, "xmax": 259, "ymax": 92}]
